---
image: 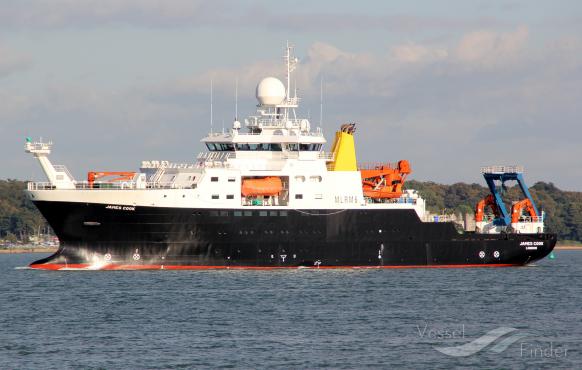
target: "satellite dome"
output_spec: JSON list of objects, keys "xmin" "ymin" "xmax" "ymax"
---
[{"xmin": 256, "ymin": 77, "xmax": 286, "ymax": 106}]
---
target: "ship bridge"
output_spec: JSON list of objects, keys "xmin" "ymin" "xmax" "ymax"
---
[{"xmin": 197, "ymin": 43, "xmax": 331, "ymax": 170}]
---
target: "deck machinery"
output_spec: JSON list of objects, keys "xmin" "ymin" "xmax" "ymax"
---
[{"xmin": 475, "ymin": 166, "xmax": 544, "ymax": 234}]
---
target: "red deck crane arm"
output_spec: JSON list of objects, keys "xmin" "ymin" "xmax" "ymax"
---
[
  {"xmin": 475, "ymin": 194, "xmax": 500, "ymax": 222},
  {"xmin": 511, "ymin": 198, "xmax": 537, "ymax": 223},
  {"xmin": 360, "ymin": 160, "xmax": 411, "ymax": 199},
  {"xmin": 87, "ymin": 171, "xmax": 136, "ymax": 187}
]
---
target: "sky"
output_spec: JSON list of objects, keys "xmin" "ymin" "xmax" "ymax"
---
[{"xmin": 1, "ymin": 0, "xmax": 581, "ymax": 190}]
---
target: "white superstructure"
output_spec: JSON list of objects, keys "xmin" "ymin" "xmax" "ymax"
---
[{"xmin": 25, "ymin": 44, "xmax": 427, "ymax": 220}]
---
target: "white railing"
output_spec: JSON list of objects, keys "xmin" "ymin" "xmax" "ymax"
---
[
  {"xmin": 358, "ymin": 162, "xmax": 400, "ymax": 170},
  {"xmin": 196, "ymin": 151, "xmax": 331, "ymax": 161},
  {"xmin": 364, "ymin": 197, "xmax": 417, "ymax": 205},
  {"xmin": 207, "ymin": 132, "xmax": 233, "ymax": 138},
  {"xmin": 27, "ymin": 181, "xmax": 195, "ymax": 191},
  {"xmin": 197, "ymin": 161, "xmax": 233, "ymax": 169},
  {"xmin": 24, "ymin": 141, "xmax": 53, "ymax": 151},
  {"xmin": 318, "ymin": 152, "xmax": 334, "ymax": 161},
  {"xmin": 141, "ymin": 161, "xmax": 197, "ymax": 169},
  {"xmin": 513, "ymin": 216, "xmax": 544, "ymax": 223},
  {"xmin": 52, "ymin": 165, "xmax": 75, "ymax": 180},
  {"xmin": 197, "ymin": 152, "xmax": 234, "ymax": 160},
  {"xmin": 425, "ymin": 214, "xmax": 456, "ymax": 223},
  {"xmin": 480, "ymin": 165, "xmax": 524, "ymax": 174}
]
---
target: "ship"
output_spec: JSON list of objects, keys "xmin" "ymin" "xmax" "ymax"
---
[{"xmin": 24, "ymin": 44, "xmax": 556, "ymax": 270}]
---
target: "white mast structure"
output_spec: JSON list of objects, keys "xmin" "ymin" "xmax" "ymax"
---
[
  {"xmin": 244, "ymin": 42, "xmax": 311, "ymax": 135},
  {"xmin": 24, "ymin": 139, "xmax": 76, "ymax": 189}
]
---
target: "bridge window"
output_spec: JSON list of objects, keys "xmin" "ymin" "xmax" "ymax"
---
[
  {"xmin": 211, "ymin": 177, "xmax": 218, "ymax": 182},
  {"xmin": 299, "ymin": 143, "xmax": 322, "ymax": 151},
  {"xmin": 211, "ymin": 195, "xmax": 219, "ymax": 199},
  {"xmin": 295, "ymin": 194, "xmax": 303, "ymax": 199},
  {"xmin": 206, "ymin": 143, "xmax": 235, "ymax": 151},
  {"xmin": 226, "ymin": 194, "xmax": 234, "ymax": 199},
  {"xmin": 235, "ymin": 143, "xmax": 282, "ymax": 151}
]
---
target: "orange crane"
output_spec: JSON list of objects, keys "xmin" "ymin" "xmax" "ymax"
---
[
  {"xmin": 510, "ymin": 198, "xmax": 538, "ymax": 223},
  {"xmin": 87, "ymin": 171, "xmax": 136, "ymax": 188},
  {"xmin": 475, "ymin": 194, "xmax": 501, "ymax": 222},
  {"xmin": 360, "ymin": 160, "xmax": 411, "ymax": 199}
]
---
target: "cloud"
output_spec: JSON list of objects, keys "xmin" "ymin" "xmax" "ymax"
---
[
  {"xmin": 0, "ymin": 0, "xmax": 230, "ymax": 29},
  {"xmin": 2, "ymin": 27, "xmax": 582, "ymax": 189},
  {"xmin": 454, "ymin": 26, "xmax": 528, "ymax": 66},
  {"xmin": 0, "ymin": 0, "xmax": 505, "ymax": 32},
  {"xmin": 0, "ymin": 44, "xmax": 31, "ymax": 78},
  {"xmin": 391, "ymin": 43, "xmax": 448, "ymax": 63}
]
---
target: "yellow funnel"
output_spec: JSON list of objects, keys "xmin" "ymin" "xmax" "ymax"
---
[{"xmin": 329, "ymin": 125, "xmax": 357, "ymax": 171}]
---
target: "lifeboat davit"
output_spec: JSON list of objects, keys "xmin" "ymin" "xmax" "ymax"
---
[{"xmin": 241, "ymin": 177, "xmax": 283, "ymax": 197}]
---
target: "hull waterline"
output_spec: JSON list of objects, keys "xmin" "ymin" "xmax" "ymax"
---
[{"xmin": 29, "ymin": 201, "xmax": 556, "ymax": 270}]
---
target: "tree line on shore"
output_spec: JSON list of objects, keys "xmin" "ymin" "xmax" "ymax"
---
[
  {"xmin": 405, "ymin": 180, "xmax": 582, "ymax": 242},
  {"xmin": 1, "ymin": 179, "xmax": 581, "ymax": 243}
]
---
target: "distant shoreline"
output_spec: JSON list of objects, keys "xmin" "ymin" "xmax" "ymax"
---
[
  {"xmin": 555, "ymin": 245, "xmax": 582, "ymax": 250},
  {"xmin": 0, "ymin": 248, "xmax": 58, "ymax": 254}
]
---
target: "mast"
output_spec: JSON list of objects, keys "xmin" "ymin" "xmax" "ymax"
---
[
  {"xmin": 283, "ymin": 42, "xmax": 298, "ymax": 123},
  {"xmin": 285, "ymin": 41, "xmax": 291, "ymax": 102}
]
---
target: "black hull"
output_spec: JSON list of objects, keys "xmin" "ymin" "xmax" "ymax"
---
[{"xmin": 31, "ymin": 201, "xmax": 556, "ymax": 270}]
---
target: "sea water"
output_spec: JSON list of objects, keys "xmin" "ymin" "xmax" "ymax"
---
[{"xmin": 0, "ymin": 252, "xmax": 580, "ymax": 369}]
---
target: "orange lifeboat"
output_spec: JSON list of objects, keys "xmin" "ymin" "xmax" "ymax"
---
[{"xmin": 241, "ymin": 177, "xmax": 283, "ymax": 197}]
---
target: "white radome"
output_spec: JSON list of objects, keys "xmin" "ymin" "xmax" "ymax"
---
[{"xmin": 256, "ymin": 77, "xmax": 286, "ymax": 106}]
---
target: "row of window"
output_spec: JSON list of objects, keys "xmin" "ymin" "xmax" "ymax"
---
[
  {"xmin": 295, "ymin": 175, "xmax": 322, "ymax": 183},
  {"xmin": 209, "ymin": 176, "xmax": 321, "ymax": 183},
  {"xmin": 210, "ymin": 194, "xmax": 315, "ymax": 200},
  {"xmin": 210, "ymin": 176, "xmax": 236, "ymax": 182},
  {"xmin": 204, "ymin": 210, "xmax": 290, "ymax": 217},
  {"xmin": 206, "ymin": 143, "xmax": 323, "ymax": 152},
  {"xmin": 212, "ymin": 194, "xmax": 235, "ymax": 200}
]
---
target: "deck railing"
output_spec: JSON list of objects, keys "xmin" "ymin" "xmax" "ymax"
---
[
  {"xmin": 480, "ymin": 165, "xmax": 524, "ymax": 174},
  {"xmin": 27, "ymin": 181, "xmax": 194, "ymax": 191}
]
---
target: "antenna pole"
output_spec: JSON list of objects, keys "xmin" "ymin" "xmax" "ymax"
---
[
  {"xmin": 285, "ymin": 41, "xmax": 291, "ymax": 101},
  {"xmin": 235, "ymin": 77, "xmax": 238, "ymax": 120},
  {"xmin": 210, "ymin": 79, "xmax": 214, "ymax": 134},
  {"xmin": 320, "ymin": 76, "xmax": 323, "ymax": 131}
]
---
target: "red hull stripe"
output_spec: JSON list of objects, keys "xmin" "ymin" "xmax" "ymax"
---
[{"xmin": 29, "ymin": 263, "xmax": 520, "ymax": 271}]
